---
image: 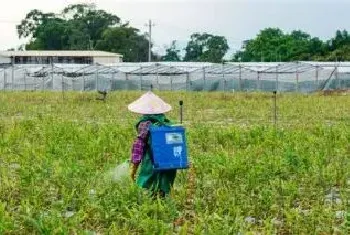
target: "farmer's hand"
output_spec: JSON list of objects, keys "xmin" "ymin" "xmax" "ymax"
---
[
  {"xmin": 130, "ymin": 170, "xmax": 136, "ymax": 181},
  {"xmin": 130, "ymin": 163, "xmax": 138, "ymax": 181}
]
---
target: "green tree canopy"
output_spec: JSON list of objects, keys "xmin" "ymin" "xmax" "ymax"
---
[
  {"xmin": 95, "ymin": 26, "xmax": 149, "ymax": 62},
  {"xmin": 233, "ymin": 28, "xmax": 350, "ymax": 62},
  {"xmin": 16, "ymin": 4, "xmax": 151, "ymax": 62},
  {"xmin": 161, "ymin": 41, "xmax": 181, "ymax": 62},
  {"xmin": 183, "ymin": 33, "xmax": 229, "ymax": 63}
]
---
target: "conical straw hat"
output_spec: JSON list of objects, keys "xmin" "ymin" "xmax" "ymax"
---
[{"xmin": 127, "ymin": 91, "xmax": 172, "ymax": 114}]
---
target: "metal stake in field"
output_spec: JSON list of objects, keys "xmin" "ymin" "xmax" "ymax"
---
[
  {"xmin": 273, "ymin": 91, "xmax": 277, "ymax": 129},
  {"xmin": 179, "ymin": 100, "xmax": 184, "ymax": 124},
  {"xmin": 272, "ymin": 90, "xmax": 285, "ymax": 233}
]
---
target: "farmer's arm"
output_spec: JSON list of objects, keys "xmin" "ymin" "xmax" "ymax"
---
[{"xmin": 130, "ymin": 121, "xmax": 151, "ymax": 180}]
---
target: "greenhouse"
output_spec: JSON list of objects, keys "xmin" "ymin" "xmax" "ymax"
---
[{"xmin": 0, "ymin": 61, "xmax": 349, "ymax": 92}]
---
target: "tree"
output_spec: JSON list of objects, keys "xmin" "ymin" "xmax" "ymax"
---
[
  {"xmin": 62, "ymin": 4, "xmax": 120, "ymax": 49},
  {"xmin": 324, "ymin": 45, "xmax": 350, "ymax": 61},
  {"xmin": 16, "ymin": 4, "xmax": 151, "ymax": 62},
  {"xmin": 232, "ymin": 28, "xmax": 330, "ymax": 62},
  {"xmin": 233, "ymin": 28, "xmax": 287, "ymax": 62},
  {"xmin": 183, "ymin": 33, "xmax": 229, "ymax": 63},
  {"xmin": 17, "ymin": 9, "xmax": 56, "ymax": 39},
  {"xmin": 95, "ymin": 26, "xmax": 150, "ymax": 62},
  {"xmin": 327, "ymin": 30, "xmax": 350, "ymax": 51},
  {"xmin": 25, "ymin": 18, "xmax": 68, "ymax": 50},
  {"xmin": 17, "ymin": 4, "xmax": 121, "ymax": 50},
  {"xmin": 161, "ymin": 41, "xmax": 181, "ymax": 61},
  {"xmin": 308, "ymin": 37, "xmax": 326, "ymax": 59}
]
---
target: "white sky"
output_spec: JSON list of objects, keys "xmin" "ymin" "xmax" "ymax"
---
[{"xmin": 0, "ymin": 0, "xmax": 349, "ymax": 58}]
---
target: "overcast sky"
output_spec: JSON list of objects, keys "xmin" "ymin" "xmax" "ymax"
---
[{"xmin": 0, "ymin": 0, "xmax": 349, "ymax": 58}]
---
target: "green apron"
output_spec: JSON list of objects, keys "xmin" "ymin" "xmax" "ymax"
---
[{"xmin": 135, "ymin": 114, "xmax": 177, "ymax": 195}]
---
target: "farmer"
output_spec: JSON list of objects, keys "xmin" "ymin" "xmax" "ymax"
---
[{"xmin": 128, "ymin": 91, "xmax": 177, "ymax": 198}]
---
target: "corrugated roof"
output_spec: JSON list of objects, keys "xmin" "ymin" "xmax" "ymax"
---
[{"xmin": 0, "ymin": 50, "xmax": 122, "ymax": 58}]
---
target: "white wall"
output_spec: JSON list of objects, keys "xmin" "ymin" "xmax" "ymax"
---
[
  {"xmin": 0, "ymin": 56, "xmax": 11, "ymax": 64},
  {"xmin": 93, "ymin": 56, "xmax": 123, "ymax": 64}
]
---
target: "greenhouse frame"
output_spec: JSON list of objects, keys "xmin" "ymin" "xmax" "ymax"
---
[{"xmin": 0, "ymin": 61, "xmax": 349, "ymax": 92}]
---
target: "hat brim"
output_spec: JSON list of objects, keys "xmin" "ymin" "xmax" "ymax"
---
[
  {"xmin": 127, "ymin": 103, "xmax": 172, "ymax": 114},
  {"xmin": 127, "ymin": 91, "xmax": 172, "ymax": 114}
]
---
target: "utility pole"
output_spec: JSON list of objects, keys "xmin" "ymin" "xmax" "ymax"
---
[{"xmin": 145, "ymin": 19, "xmax": 155, "ymax": 62}]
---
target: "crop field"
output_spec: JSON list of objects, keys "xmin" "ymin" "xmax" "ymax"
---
[{"xmin": 0, "ymin": 91, "xmax": 349, "ymax": 234}]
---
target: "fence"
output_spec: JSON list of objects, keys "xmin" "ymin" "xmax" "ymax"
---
[{"xmin": 0, "ymin": 61, "xmax": 349, "ymax": 92}]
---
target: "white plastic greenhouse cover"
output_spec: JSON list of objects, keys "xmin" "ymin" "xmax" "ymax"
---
[{"xmin": 0, "ymin": 61, "xmax": 349, "ymax": 92}]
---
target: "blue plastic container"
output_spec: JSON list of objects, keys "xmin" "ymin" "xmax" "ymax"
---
[{"xmin": 149, "ymin": 125, "xmax": 189, "ymax": 171}]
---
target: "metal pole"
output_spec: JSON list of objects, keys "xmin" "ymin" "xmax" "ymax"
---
[
  {"xmin": 3, "ymin": 68, "xmax": 6, "ymax": 91},
  {"xmin": 179, "ymin": 100, "xmax": 184, "ymax": 124},
  {"xmin": 239, "ymin": 65, "xmax": 242, "ymax": 91},
  {"xmin": 149, "ymin": 19, "xmax": 152, "ymax": 62},
  {"xmin": 51, "ymin": 59, "xmax": 54, "ymax": 91},
  {"xmin": 273, "ymin": 91, "xmax": 277, "ymax": 129},
  {"xmin": 94, "ymin": 69, "xmax": 97, "ymax": 91},
  {"xmin": 296, "ymin": 62, "xmax": 299, "ymax": 92},
  {"xmin": 276, "ymin": 66, "xmax": 279, "ymax": 92},
  {"xmin": 125, "ymin": 73, "xmax": 129, "ymax": 91},
  {"xmin": 156, "ymin": 64, "xmax": 159, "ymax": 90},
  {"xmin": 203, "ymin": 67, "xmax": 206, "ymax": 91},
  {"xmin": 140, "ymin": 67, "xmax": 142, "ymax": 91},
  {"xmin": 222, "ymin": 63, "xmax": 226, "ymax": 92},
  {"xmin": 186, "ymin": 73, "xmax": 190, "ymax": 91},
  {"xmin": 146, "ymin": 19, "xmax": 155, "ymax": 62},
  {"xmin": 41, "ymin": 76, "xmax": 44, "ymax": 91},
  {"xmin": 82, "ymin": 70, "xmax": 86, "ymax": 92},
  {"xmin": 61, "ymin": 73, "xmax": 64, "ymax": 99},
  {"xmin": 335, "ymin": 65, "xmax": 340, "ymax": 89},
  {"xmin": 11, "ymin": 57, "xmax": 14, "ymax": 91},
  {"xmin": 224, "ymin": 79, "xmax": 227, "ymax": 94},
  {"xmin": 111, "ymin": 72, "xmax": 115, "ymax": 91},
  {"xmin": 315, "ymin": 65, "xmax": 319, "ymax": 88},
  {"xmin": 24, "ymin": 70, "xmax": 26, "ymax": 91},
  {"xmin": 170, "ymin": 76, "xmax": 173, "ymax": 91}
]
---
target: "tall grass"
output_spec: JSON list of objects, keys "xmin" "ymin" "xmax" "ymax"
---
[{"xmin": 0, "ymin": 91, "xmax": 349, "ymax": 234}]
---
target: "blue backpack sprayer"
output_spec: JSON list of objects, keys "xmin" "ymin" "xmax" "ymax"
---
[{"xmin": 149, "ymin": 100, "xmax": 190, "ymax": 171}]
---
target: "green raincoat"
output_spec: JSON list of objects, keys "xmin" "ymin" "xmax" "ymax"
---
[{"xmin": 135, "ymin": 114, "xmax": 177, "ymax": 196}]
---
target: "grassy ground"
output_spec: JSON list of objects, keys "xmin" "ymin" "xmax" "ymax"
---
[{"xmin": 0, "ymin": 91, "xmax": 349, "ymax": 234}]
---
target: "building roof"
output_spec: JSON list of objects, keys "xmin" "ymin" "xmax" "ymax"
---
[{"xmin": 0, "ymin": 50, "xmax": 122, "ymax": 58}]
